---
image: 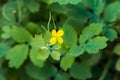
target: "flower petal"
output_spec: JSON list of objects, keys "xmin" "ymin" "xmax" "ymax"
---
[
  {"xmin": 51, "ymin": 29, "xmax": 57, "ymax": 36},
  {"xmin": 57, "ymin": 30, "xmax": 64, "ymax": 37},
  {"xmin": 57, "ymin": 37, "xmax": 63, "ymax": 44},
  {"xmin": 50, "ymin": 37, "xmax": 57, "ymax": 45}
]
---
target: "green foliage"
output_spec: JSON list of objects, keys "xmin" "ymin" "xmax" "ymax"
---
[
  {"xmin": 26, "ymin": 22, "xmax": 40, "ymax": 35},
  {"xmin": 104, "ymin": 1, "xmax": 120, "ymax": 22},
  {"xmin": 1, "ymin": 26, "xmax": 12, "ymax": 39},
  {"xmin": 26, "ymin": 0, "xmax": 40, "ymax": 13},
  {"xmin": 55, "ymin": 72, "xmax": 69, "ymax": 80},
  {"xmin": 104, "ymin": 28, "xmax": 117, "ymax": 41},
  {"xmin": 115, "ymin": 58, "xmax": 120, "ymax": 71},
  {"xmin": 30, "ymin": 35, "xmax": 46, "ymax": 49},
  {"xmin": 11, "ymin": 26, "xmax": 32, "ymax": 43},
  {"xmin": 70, "ymin": 62, "xmax": 92, "ymax": 79},
  {"xmin": 60, "ymin": 54, "xmax": 75, "ymax": 71},
  {"xmin": 79, "ymin": 23, "xmax": 103, "ymax": 44},
  {"xmin": 78, "ymin": 23, "xmax": 108, "ymax": 54},
  {"xmin": 51, "ymin": 51, "xmax": 61, "ymax": 61},
  {"xmin": 25, "ymin": 63, "xmax": 57, "ymax": 80},
  {"xmin": 5, "ymin": 44, "xmax": 29, "ymax": 68},
  {"xmin": 1, "ymin": 1, "xmax": 17, "ymax": 25},
  {"xmin": 69, "ymin": 45, "xmax": 84, "ymax": 57},
  {"xmin": 2, "ymin": 26, "xmax": 32, "ymax": 43},
  {"xmin": 85, "ymin": 37, "xmax": 108, "ymax": 54},
  {"xmin": 0, "ymin": 43, "xmax": 10, "ymax": 58},
  {"xmin": 0, "ymin": 75, "xmax": 6, "ymax": 80},
  {"xmin": 0, "ymin": 0, "xmax": 120, "ymax": 80},
  {"xmin": 49, "ymin": 0, "xmax": 82, "ymax": 5},
  {"xmin": 30, "ymin": 48, "xmax": 44, "ymax": 67},
  {"xmin": 113, "ymin": 44, "xmax": 120, "ymax": 56},
  {"xmin": 37, "ymin": 49, "xmax": 50, "ymax": 61},
  {"xmin": 62, "ymin": 24, "xmax": 77, "ymax": 48},
  {"xmin": 82, "ymin": 0, "xmax": 105, "ymax": 15}
]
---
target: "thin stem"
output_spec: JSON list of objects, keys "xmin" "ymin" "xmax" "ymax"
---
[
  {"xmin": 17, "ymin": 0, "xmax": 22, "ymax": 17},
  {"xmin": 99, "ymin": 58, "xmax": 111, "ymax": 80},
  {"xmin": 41, "ymin": 25, "xmax": 47, "ymax": 32},
  {"xmin": 52, "ymin": 16, "xmax": 56, "ymax": 29},
  {"xmin": 47, "ymin": 12, "xmax": 52, "ymax": 31}
]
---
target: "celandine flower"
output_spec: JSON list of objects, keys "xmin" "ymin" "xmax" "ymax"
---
[{"xmin": 50, "ymin": 29, "xmax": 64, "ymax": 45}]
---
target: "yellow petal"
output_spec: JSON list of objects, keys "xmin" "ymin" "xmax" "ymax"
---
[
  {"xmin": 57, "ymin": 37, "xmax": 63, "ymax": 44},
  {"xmin": 51, "ymin": 29, "xmax": 57, "ymax": 36},
  {"xmin": 57, "ymin": 30, "xmax": 64, "ymax": 37},
  {"xmin": 50, "ymin": 37, "xmax": 57, "ymax": 45}
]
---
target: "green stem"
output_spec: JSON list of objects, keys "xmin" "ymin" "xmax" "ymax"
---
[
  {"xmin": 47, "ymin": 12, "xmax": 52, "ymax": 31},
  {"xmin": 17, "ymin": 0, "xmax": 22, "ymax": 18},
  {"xmin": 99, "ymin": 58, "xmax": 111, "ymax": 80},
  {"xmin": 52, "ymin": 16, "xmax": 56, "ymax": 29}
]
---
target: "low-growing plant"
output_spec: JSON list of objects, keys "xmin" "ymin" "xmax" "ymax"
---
[{"xmin": 0, "ymin": 0, "xmax": 120, "ymax": 80}]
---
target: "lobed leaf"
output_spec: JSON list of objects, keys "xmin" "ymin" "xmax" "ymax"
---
[
  {"xmin": 60, "ymin": 54, "xmax": 75, "ymax": 71},
  {"xmin": 51, "ymin": 51, "xmax": 61, "ymax": 61},
  {"xmin": 79, "ymin": 23, "xmax": 103, "ymax": 44},
  {"xmin": 5, "ymin": 44, "xmax": 29, "ymax": 68},
  {"xmin": 85, "ymin": 37, "xmax": 108, "ymax": 54},
  {"xmin": 104, "ymin": 1, "xmax": 120, "ymax": 22},
  {"xmin": 69, "ymin": 45, "xmax": 84, "ymax": 57},
  {"xmin": 1, "ymin": 26, "xmax": 12, "ymax": 39},
  {"xmin": 29, "ymin": 48, "xmax": 45, "ymax": 68},
  {"xmin": 104, "ymin": 28, "xmax": 117, "ymax": 41},
  {"xmin": 11, "ymin": 26, "xmax": 32, "ymax": 43}
]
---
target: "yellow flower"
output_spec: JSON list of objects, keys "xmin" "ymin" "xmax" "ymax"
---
[{"xmin": 50, "ymin": 29, "xmax": 64, "ymax": 45}]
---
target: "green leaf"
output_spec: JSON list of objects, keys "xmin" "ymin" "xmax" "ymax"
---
[
  {"xmin": 104, "ymin": 28, "xmax": 117, "ymax": 41},
  {"xmin": 29, "ymin": 48, "xmax": 44, "ymax": 67},
  {"xmin": 82, "ymin": 0, "xmax": 105, "ymax": 15},
  {"xmin": 51, "ymin": 51, "xmax": 61, "ymax": 61},
  {"xmin": 53, "ymin": 44, "xmax": 62, "ymax": 50},
  {"xmin": 1, "ymin": 1, "xmax": 17, "ymax": 25},
  {"xmin": 104, "ymin": 1, "xmax": 120, "ymax": 22},
  {"xmin": 113, "ymin": 44, "xmax": 120, "ymax": 56},
  {"xmin": 85, "ymin": 37, "xmax": 108, "ymax": 54},
  {"xmin": 49, "ymin": 0, "xmax": 82, "ymax": 5},
  {"xmin": 60, "ymin": 54, "xmax": 75, "ymax": 71},
  {"xmin": 1, "ymin": 26, "xmax": 12, "ymax": 39},
  {"xmin": 69, "ymin": 45, "xmax": 84, "ymax": 57},
  {"xmin": 26, "ymin": 22, "xmax": 40, "ymax": 35},
  {"xmin": 37, "ymin": 49, "xmax": 50, "ymax": 61},
  {"xmin": 11, "ymin": 26, "xmax": 32, "ymax": 43},
  {"xmin": 66, "ymin": 4, "xmax": 91, "ymax": 29},
  {"xmin": 30, "ymin": 35, "xmax": 50, "ymax": 64},
  {"xmin": 55, "ymin": 72, "xmax": 70, "ymax": 80},
  {"xmin": 79, "ymin": 23, "xmax": 103, "ymax": 44},
  {"xmin": 70, "ymin": 62, "xmax": 92, "ymax": 79},
  {"xmin": 5, "ymin": 44, "xmax": 29, "ymax": 68},
  {"xmin": 62, "ymin": 24, "xmax": 77, "ymax": 48},
  {"xmin": 30, "ymin": 35, "xmax": 46, "ymax": 49},
  {"xmin": 0, "ymin": 43, "xmax": 10, "ymax": 58},
  {"xmin": 44, "ymin": 31, "xmax": 51, "ymax": 43},
  {"xmin": 25, "ymin": 63, "xmax": 57, "ymax": 79},
  {"xmin": 27, "ymin": 0, "xmax": 40, "ymax": 13},
  {"xmin": 115, "ymin": 58, "xmax": 120, "ymax": 71},
  {"xmin": 82, "ymin": 53, "xmax": 101, "ymax": 67}
]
